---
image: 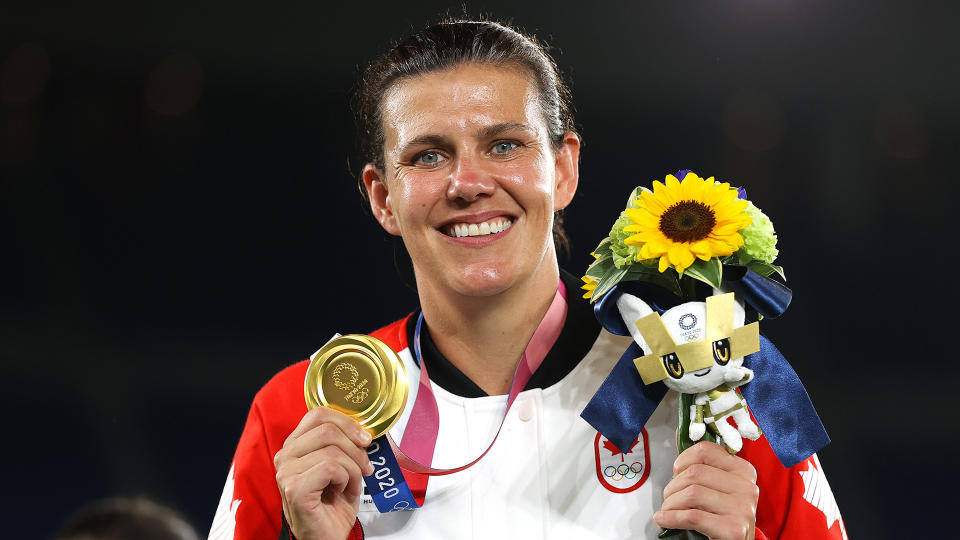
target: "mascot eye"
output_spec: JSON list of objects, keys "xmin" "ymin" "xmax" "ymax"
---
[
  {"xmin": 712, "ymin": 338, "xmax": 731, "ymax": 366},
  {"xmin": 662, "ymin": 352, "xmax": 684, "ymax": 379}
]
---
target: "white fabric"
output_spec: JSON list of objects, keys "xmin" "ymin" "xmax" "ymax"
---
[{"xmin": 358, "ymin": 329, "xmax": 680, "ymax": 539}]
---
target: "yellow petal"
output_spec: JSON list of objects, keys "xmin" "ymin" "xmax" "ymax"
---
[
  {"xmin": 689, "ymin": 240, "xmax": 714, "ymax": 259},
  {"xmin": 658, "ymin": 256, "xmax": 671, "ymax": 272},
  {"xmin": 624, "ymin": 208, "xmax": 660, "ymax": 228},
  {"xmin": 638, "ymin": 191, "xmax": 670, "ymax": 214},
  {"xmin": 681, "ymin": 171, "xmax": 701, "ymax": 184},
  {"xmin": 663, "ymin": 175, "xmax": 684, "ymax": 200},
  {"xmin": 702, "ymin": 187, "xmax": 724, "ymax": 207},
  {"xmin": 640, "ymin": 240, "xmax": 668, "ymax": 259},
  {"xmin": 702, "ymin": 237, "xmax": 727, "ymax": 252},
  {"xmin": 638, "ymin": 215, "xmax": 662, "ymax": 229},
  {"xmin": 712, "ymin": 221, "xmax": 747, "ymax": 236},
  {"xmin": 668, "ymin": 245, "xmax": 695, "ymax": 273},
  {"xmin": 650, "ymin": 180, "xmax": 667, "ymax": 196},
  {"xmin": 718, "ymin": 198, "xmax": 749, "ymax": 214},
  {"xmin": 686, "ymin": 173, "xmax": 708, "ymax": 201}
]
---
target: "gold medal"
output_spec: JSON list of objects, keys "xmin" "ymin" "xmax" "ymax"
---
[{"xmin": 304, "ymin": 334, "xmax": 409, "ymax": 438}]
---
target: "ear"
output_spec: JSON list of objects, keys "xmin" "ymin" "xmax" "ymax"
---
[
  {"xmin": 552, "ymin": 131, "xmax": 580, "ymax": 211},
  {"xmin": 712, "ymin": 287, "xmax": 747, "ymax": 327},
  {"xmin": 616, "ymin": 293, "xmax": 655, "ymax": 352},
  {"xmin": 362, "ymin": 164, "xmax": 401, "ymax": 236}
]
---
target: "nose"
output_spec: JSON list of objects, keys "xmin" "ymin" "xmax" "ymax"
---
[{"xmin": 446, "ymin": 154, "xmax": 496, "ymax": 202}]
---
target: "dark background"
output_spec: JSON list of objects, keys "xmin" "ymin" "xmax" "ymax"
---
[{"xmin": 2, "ymin": 1, "xmax": 955, "ymax": 537}]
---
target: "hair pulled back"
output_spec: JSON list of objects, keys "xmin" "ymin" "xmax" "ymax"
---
[{"xmin": 355, "ymin": 18, "xmax": 578, "ymax": 252}]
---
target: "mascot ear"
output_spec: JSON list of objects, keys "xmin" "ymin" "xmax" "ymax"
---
[
  {"xmin": 616, "ymin": 293, "xmax": 656, "ymax": 352},
  {"xmin": 712, "ymin": 287, "xmax": 746, "ymax": 327}
]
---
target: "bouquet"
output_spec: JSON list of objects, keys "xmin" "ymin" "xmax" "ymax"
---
[
  {"xmin": 578, "ymin": 171, "xmax": 827, "ymax": 539},
  {"xmin": 581, "ymin": 169, "xmax": 783, "ymax": 304}
]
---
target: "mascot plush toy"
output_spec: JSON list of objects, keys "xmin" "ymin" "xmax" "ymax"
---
[{"xmin": 617, "ymin": 292, "xmax": 761, "ymax": 453}]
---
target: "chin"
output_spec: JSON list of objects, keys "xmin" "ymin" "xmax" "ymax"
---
[{"xmin": 449, "ymin": 265, "xmax": 517, "ymax": 297}]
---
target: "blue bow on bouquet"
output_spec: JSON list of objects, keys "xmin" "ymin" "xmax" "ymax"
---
[{"xmin": 580, "ymin": 270, "xmax": 829, "ymax": 469}]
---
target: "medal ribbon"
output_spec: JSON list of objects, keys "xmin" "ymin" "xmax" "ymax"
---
[{"xmin": 362, "ymin": 281, "xmax": 568, "ymax": 512}]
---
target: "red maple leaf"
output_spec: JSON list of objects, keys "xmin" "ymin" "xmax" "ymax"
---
[{"xmin": 602, "ymin": 437, "xmax": 639, "ymax": 462}]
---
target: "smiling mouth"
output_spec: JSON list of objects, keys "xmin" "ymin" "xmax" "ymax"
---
[
  {"xmin": 693, "ymin": 368, "xmax": 712, "ymax": 377},
  {"xmin": 444, "ymin": 217, "xmax": 514, "ymax": 238}
]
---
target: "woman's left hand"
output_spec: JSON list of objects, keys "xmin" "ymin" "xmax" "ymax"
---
[{"xmin": 654, "ymin": 441, "xmax": 759, "ymax": 540}]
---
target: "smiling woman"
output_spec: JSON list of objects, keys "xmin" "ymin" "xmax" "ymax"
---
[
  {"xmin": 211, "ymin": 18, "xmax": 845, "ymax": 540},
  {"xmin": 363, "ymin": 63, "xmax": 579, "ymax": 306}
]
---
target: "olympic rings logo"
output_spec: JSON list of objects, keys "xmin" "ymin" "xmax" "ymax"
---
[
  {"xmin": 332, "ymin": 362, "xmax": 368, "ymax": 403},
  {"xmin": 389, "ymin": 500, "xmax": 410, "ymax": 512},
  {"xmin": 332, "ymin": 362, "xmax": 359, "ymax": 390},
  {"xmin": 603, "ymin": 462, "xmax": 644, "ymax": 482}
]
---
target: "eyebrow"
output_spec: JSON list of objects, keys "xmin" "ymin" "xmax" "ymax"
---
[
  {"xmin": 396, "ymin": 122, "xmax": 537, "ymax": 157},
  {"xmin": 477, "ymin": 122, "xmax": 536, "ymax": 140}
]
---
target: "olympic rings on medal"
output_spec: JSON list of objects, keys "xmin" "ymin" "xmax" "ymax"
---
[{"xmin": 602, "ymin": 462, "xmax": 644, "ymax": 481}]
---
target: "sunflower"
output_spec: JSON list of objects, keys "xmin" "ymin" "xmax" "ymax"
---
[
  {"xmin": 623, "ymin": 172, "xmax": 752, "ymax": 274},
  {"xmin": 581, "ymin": 275, "xmax": 598, "ymax": 299}
]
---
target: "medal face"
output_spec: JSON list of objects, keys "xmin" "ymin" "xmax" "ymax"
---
[{"xmin": 305, "ymin": 335, "xmax": 409, "ymax": 438}]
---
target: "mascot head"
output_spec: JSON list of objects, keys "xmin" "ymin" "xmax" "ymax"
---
[{"xmin": 616, "ymin": 292, "xmax": 760, "ymax": 393}]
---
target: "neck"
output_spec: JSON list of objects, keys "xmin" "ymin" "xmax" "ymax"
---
[{"xmin": 415, "ymin": 260, "xmax": 561, "ymax": 396}]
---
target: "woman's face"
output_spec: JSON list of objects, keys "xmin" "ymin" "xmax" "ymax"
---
[{"xmin": 363, "ymin": 63, "xmax": 579, "ymax": 299}]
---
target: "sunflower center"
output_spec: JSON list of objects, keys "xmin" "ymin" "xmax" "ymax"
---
[{"xmin": 659, "ymin": 201, "xmax": 717, "ymax": 242}]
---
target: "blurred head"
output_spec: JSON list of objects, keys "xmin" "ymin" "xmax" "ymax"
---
[
  {"xmin": 55, "ymin": 497, "xmax": 199, "ymax": 540},
  {"xmin": 355, "ymin": 19, "xmax": 579, "ymax": 255}
]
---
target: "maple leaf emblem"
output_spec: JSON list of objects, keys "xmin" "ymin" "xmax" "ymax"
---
[{"xmin": 602, "ymin": 437, "xmax": 639, "ymax": 462}]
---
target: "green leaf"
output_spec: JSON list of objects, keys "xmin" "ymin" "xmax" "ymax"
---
[
  {"xmin": 623, "ymin": 264, "xmax": 684, "ymax": 297},
  {"xmin": 625, "ymin": 186, "xmax": 648, "ymax": 209},
  {"xmin": 584, "ymin": 255, "xmax": 614, "ymax": 279},
  {"xmin": 590, "ymin": 266, "xmax": 628, "ymax": 303},
  {"xmin": 733, "ymin": 248, "xmax": 753, "ymax": 266},
  {"xmin": 747, "ymin": 260, "xmax": 787, "ymax": 280},
  {"xmin": 591, "ymin": 237, "xmax": 613, "ymax": 258},
  {"xmin": 625, "ymin": 187, "xmax": 641, "ymax": 209},
  {"xmin": 683, "ymin": 258, "xmax": 723, "ymax": 289}
]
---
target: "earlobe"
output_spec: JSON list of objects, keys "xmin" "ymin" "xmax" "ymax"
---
[
  {"xmin": 553, "ymin": 132, "xmax": 581, "ymax": 211},
  {"xmin": 362, "ymin": 164, "xmax": 402, "ymax": 236}
]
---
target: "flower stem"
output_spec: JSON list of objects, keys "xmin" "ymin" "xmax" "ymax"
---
[{"xmin": 680, "ymin": 276, "xmax": 698, "ymax": 303}]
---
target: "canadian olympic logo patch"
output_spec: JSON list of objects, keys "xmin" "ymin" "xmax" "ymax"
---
[{"xmin": 594, "ymin": 429, "xmax": 650, "ymax": 493}]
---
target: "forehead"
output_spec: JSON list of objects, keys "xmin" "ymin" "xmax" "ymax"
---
[{"xmin": 380, "ymin": 63, "xmax": 543, "ymax": 148}]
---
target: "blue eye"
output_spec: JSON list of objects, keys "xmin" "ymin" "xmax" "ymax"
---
[
  {"xmin": 418, "ymin": 151, "xmax": 440, "ymax": 165},
  {"xmin": 492, "ymin": 141, "xmax": 518, "ymax": 154}
]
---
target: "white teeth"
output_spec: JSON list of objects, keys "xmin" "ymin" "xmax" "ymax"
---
[{"xmin": 446, "ymin": 218, "xmax": 513, "ymax": 238}]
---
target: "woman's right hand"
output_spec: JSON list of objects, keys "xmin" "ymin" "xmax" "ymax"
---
[{"xmin": 274, "ymin": 407, "xmax": 374, "ymax": 540}]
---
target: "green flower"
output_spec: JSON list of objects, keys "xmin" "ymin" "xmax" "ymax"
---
[
  {"xmin": 737, "ymin": 201, "xmax": 778, "ymax": 263},
  {"xmin": 609, "ymin": 211, "xmax": 642, "ymax": 269}
]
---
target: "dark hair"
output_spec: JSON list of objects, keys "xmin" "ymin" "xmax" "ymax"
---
[
  {"xmin": 355, "ymin": 18, "xmax": 578, "ymax": 253},
  {"xmin": 55, "ymin": 497, "xmax": 199, "ymax": 540}
]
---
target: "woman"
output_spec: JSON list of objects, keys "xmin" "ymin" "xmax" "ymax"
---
[{"xmin": 211, "ymin": 19, "xmax": 845, "ymax": 540}]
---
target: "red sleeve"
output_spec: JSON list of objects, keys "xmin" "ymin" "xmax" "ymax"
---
[
  {"xmin": 209, "ymin": 316, "xmax": 409, "ymax": 540},
  {"xmin": 209, "ymin": 360, "xmax": 311, "ymax": 540},
  {"xmin": 739, "ymin": 436, "xmax": 848, "ymax": 539}
]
